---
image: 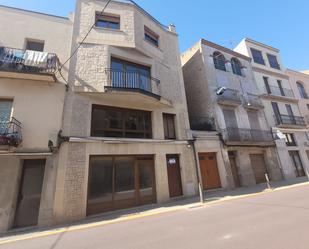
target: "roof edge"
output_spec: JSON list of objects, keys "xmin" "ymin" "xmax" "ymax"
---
[{"xmin": 244, "ymin": 38, "xmax": 279, "ymax": 52}]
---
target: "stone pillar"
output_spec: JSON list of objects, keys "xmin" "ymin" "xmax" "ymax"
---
[
  {"xmin": 155, "ymin": 153, "xmax": 170, "ymax": 203},
  {"xmin": 264, "ymin": 148, "xmax": 283, "ymax": 181}
]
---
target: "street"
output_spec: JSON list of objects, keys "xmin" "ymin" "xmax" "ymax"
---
[{"xmin": 1, "ymin": 184, "xmax": 309, "ymax": 249}]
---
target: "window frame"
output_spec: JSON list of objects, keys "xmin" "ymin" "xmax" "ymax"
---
[
  {"xmin": 91, "ymin": 105, "xmax": 152, "ymax": 139},
  {"xmin": 284, "ymin": 133, "xmax": 297, "ymax": 146},
  {"xmin": 144, "ymin": 26, "xmax": 159, "ymax": 47},
  {"xmin": 25, "ymin": 39, "xmax": 45, "ymax": 52},
  {"xmin": 267, "ymin": 53, "xmax": 280, "ymax": 70},
  {"xmin": 231, "ymin": 58, "xmax": 242, "ymax": 76},
  {"xmin": 213, "ymin": 52, "xmax": 226, "ymax": 71},
  {"xmin": 250, "ymin": 48, "xmax": 265, "ymax": 65},
  {"xmin": 95, "ymin": 12, "xmax": 120, "ymax": 30},
  {"xmin": 296, "ymin": 82, "xmax": 308, "ymax": 99},
  {"xmin": 163, "ymin": 113, "xmax": 176, "ymax": 140}
]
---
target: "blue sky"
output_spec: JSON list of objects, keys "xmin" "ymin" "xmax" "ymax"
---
[{"xmin": 1, "ymin": 0, "xmax": 308, "ymax": 71}]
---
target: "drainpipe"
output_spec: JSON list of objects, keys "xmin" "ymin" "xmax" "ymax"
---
[{"xmin": 189, "ymin": 138, "xmax": 204, "ymax": 203}]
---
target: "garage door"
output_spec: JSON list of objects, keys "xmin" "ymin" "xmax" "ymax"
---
[{"xmin": 250, "ymin": 154, "xmax": 268, "ymax": 184}]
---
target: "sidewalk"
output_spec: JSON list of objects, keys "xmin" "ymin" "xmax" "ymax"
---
[{"xmin": 1, "ymin": 176, "xmax": 308, "ymax": 244}]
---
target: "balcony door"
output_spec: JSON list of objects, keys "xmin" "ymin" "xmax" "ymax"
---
[
  {"xmin": 223, "ymin": 109, "xmax": 239, "ymax": 140},
  {"xmin": 248, "ymin": 110, "xmax": 261, "ymax": 140},
  {"xmin": 271, "ymin": 102, "xmax": 281, "ymax": 125},
  {"xmin": 111, "ymin": 58, "xmax": 151, "ymax": 91},
  {"xmin": 285, "ymin": 104, "xmax": 295, "ymax": 124},
  {"xmin": 0, "ymin": 100, "xmax": 13, "ymax": 134}
]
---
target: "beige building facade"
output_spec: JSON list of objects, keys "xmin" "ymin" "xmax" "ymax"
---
[
  {"xmin": 235, "ymin": 38, "xmax": 309, "ymax": 180},
  {"xmin": 52, "ymin": 0, "xmax": 197, "ymax": 225},
  {"xmin": 181, "ymin": 39, "xmax": 282, "ymax": 191},
  {"xmin": 0, "ymin": 5, "xmax": 73, "ymax": 232}
]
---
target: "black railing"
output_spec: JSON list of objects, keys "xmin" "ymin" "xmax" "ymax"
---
[
  {"xmin": 0, "ymin": 47, "xmax": 58, "ymax": 74},
  {"xmin": 0, "ymin": 117, "xmax": 22, "ymax": 147},
  {"xmin": 104, "ymin": 68, "xmax": 161, "ymax": 96},
  {"xmin": 190, "ymin": 116, "xmax": 216, "ymax": 131},
  {"xmin": 274, "ymin": 114, "xmax": 306, "ymax": 126},
  {"xmin": 217, "ymin": 88, "xmax": 242, "ymax": 104},
  {"xmin": 222, "ymin": 128, "xmax": 273, "ymax": 143},
  {"xmin": 243, "ymin": 93, "xmax": 264, "ymax": 108},
  {"xmin": 265, "ymin": 86, "xmax": 294, "ymax": 98}
]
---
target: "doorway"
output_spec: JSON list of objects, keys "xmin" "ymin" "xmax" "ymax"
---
[
  {"xmin": 198, "ymin": 153, "xmax": 221, "ymax": 190},
  {"xmin": 249, "ymin": 154, "xmax": 268, "ymax": 184},
  {"xmin": 228, "ymin": 151, "xmax": 241, "ymax": 188},
  {"xmin": 166, "ymin": 155, "xmax": 183, "ymax": 198},
  {"xmin": 14, "ymin": 159, "xmax": 46, "ymax": 228}
]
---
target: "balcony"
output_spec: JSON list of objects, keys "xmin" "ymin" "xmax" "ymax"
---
[
  {"xmin": 243, "ymin": 93, "xmax": 264, "ymax": 109},
  {"xmin": 274, "ymin": 114, "xmax": 306, "ymax": 128},
  {"xmin": 104, "ymin": 68, "xmax": 161, "ymax": 99},
  {"xmin": 0, "ymin": 47, "xmax": 58, "ymax": 82},
  {"xmin": 190, "ymin": 116, "xmax": 216, "ymax": 131},
  {"xmin": 0, "ymin": 117, "xmax": 22, "ymax": 148},
  {"xmin": 217, "ymin": 88, "xmax": 242, "ymax": 106},
  {"xmin": 221, "ymin": 128, "xmax": 274, "ymax": 145},
  {"xmin": 263, "ymin": 86, "xmax": 296, "ymax": 101}
]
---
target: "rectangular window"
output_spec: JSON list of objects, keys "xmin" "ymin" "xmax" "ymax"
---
[
  {"xmin": 277, "ymin": 80, "xmax": 285, "ymax": 96},
  {"xmin": 91, "ymin": 105, "xmax": 152, "ymax": 139},
  {"xmin": 271, "ymin": 102, "xmax": 281, "ymax": 124},
  {"xmin": 163, "ymin": 113, "xmax": 176, "ymax": 140},
  {"xmin": 95, "ymin": 13, "xmax": 120, "ymax": 30},
  {"xmin": 0, "ymin": 100, "xmax": 13, "ymax": 133},
  {"xmin": 25, "ymin": 40, "xmax": 44, "ymax": 52},
  {"xmin": 144, "ymin": 26, "xmax": 159, "ymax": 47},
  {"xmin": 250, "ymin": 48, "xmax": 265, "ymax": 65},
  {"xmin": 289, "ymin": 151, "xmax": 305, "ymax": 177},
  {"xmin": 284, "ymin": 133, "xmax": 297, "ymax": 146},
  {"xmin": 263, "ymin": 76, "xmax": 271, "ymax": 94},
  {"xmin": 307, "ymin": 104, "xmax": 309, "ymax": 110},
  {"xmin": 267, "ymin": 54, "xmax": 280, "ymax": 70}
]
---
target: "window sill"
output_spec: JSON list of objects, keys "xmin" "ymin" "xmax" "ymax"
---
[{"xmin": 94, "ymin": 27, "xmax": 124, "ymax": 33}]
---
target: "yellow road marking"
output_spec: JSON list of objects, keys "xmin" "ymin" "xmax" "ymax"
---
[{"xmin": 1, "ymin": 181, "xmax": 308, "ymax": 245}]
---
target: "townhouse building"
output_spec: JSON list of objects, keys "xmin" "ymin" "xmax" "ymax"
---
[
  {"xmin": 0, "ymin": 6, "xmax": 72, "ymax": 232},
  {"xmin": 52, "ymin": 0, "xmax": 197, "ymax": 225},
  {"xmin": 181, "ymin": 39, "xmax": 282, "ymax": 191},
  {"xmin": 235, "ymin": 38, "xmax": 309, "ymax": 180}
]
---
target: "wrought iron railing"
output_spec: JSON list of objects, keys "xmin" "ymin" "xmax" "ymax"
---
[
  {"xmin": 274, "ymin": 114, "xmax": 306, "ymax": 126},
  {"xmin": 265, "ymin": 86, "xmax": 294, "ymax": 98},
  {"xmin": 222, "ymin": 128, "xmax": 273, "ymax": 143},
  {"xmin": 190, "ymin": 116, "xmax": 216, "ymax": 131},
  {"xmin": 217, "ymin": 88, "xmax": 242, "ymax": 104},
  {"xmin": 0, "ymin": 47, "xmax": 59, "ymax": 74},
  {"xmin": 243, "ymin": 93, "xmax": 264, "ymax": 108},
  {"xmin": 104, "ymin": 68, "xmax": 161, "ymax": 96},
  {"xmin": 0, "ymin": 117, "xmax": 22, "ymax": 147}
]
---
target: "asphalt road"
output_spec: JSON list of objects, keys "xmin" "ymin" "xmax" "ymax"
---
[{"xmin": 1, "ymin": 184, "xmax": 309, "ymax": 249}]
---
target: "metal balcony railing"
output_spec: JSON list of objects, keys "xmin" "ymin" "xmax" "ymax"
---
[
  {"xmin": 243, "ymin": 93, "xmax": 264, "ymax": 108},
  {"xmin": 265, "ymin": 86, "xmax": 294, "ymax": 98},
  {"xmin": 217, "ymin": 88, "xmax": 242, "ymax": 104},
  {"xmin": 0, "ymin": 47, "xmax": 59, "ymax": 74},
  {"xmin": 274, "ymin": 114, "xmax": 306, "ymax": 127},
  {"xmin": 0, "ymin": 117, "xmax": 22, "ymax": 147},
  {"xmin": 190, "ymin": 116, "xmax": 216, "ymax": 131},
  {"xmin": 222, "ymin": 128, "xmax": 273, "ymax": 143},
  {"xmin": 104, "ymin": 68, "xmax": 161, "ymax": 97}
]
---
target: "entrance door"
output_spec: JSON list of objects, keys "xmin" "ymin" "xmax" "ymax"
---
[
  {"xmin": 249, "ymin": 154, "xmax": 267, "ymax": 184},
  {"xmin": 199, "ymin": 153, "xmax": 221, "ymax": 190},
  {"xmin": 14, "ymin": 159, "xmax": 46, "ymax": 228},
  {"xmin": 166, "ymin": 155, "xmax": 183, "ymax": 198},
  {"xmin": 228, "ymin": 152, "xmax": 241, "ymax": 188}
]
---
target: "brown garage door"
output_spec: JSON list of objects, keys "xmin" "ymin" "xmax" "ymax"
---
[
  {"xmin": 250, "ymin": 154, "xmax": 267, "ymax": 184},
  {"xmin": 199, "ymin": 153, "xmax": 221, "ymax": 190}
]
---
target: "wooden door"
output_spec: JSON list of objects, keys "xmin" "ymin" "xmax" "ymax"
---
[
  {"xmin": 250, "ymin": 154, "xmax": 267, "ymax": 184},
  {"xmin": 228, "ymin": 152, "xmax": 241, "ymax": 188},
  {"xmin": 166, "ymin": 155, "xmax": 183, "ymax": 198},
  {"xmin": 199, "ymin": 153, "xmax": 221, "ymax": 190},
  {"xmin": 14, "ymin": 159, "xmax": 45, "ymax": 228}
]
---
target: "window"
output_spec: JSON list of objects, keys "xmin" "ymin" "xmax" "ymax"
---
[
  {"xmin": 0, "ymin": 100, "xmax": 13, "ymax": 133},
  {"xmin": 271, "ymin": 102, "xmax": 281, "ymax": 124},
  {"xmin": 111, "ymin": 58, "xmax": 151, "ymax": 91},
  {"xmin": 297, "ymin": 82, "xmax": 308, "ymax": 99},
  {"xmin": 213, "ymin": 52, "xmax": 226, "ymax": 71},
  {"xmin": 277, "ymin": 80, "xmax": 285, "ymax": 96},
  {"xmin": 289, "ymin": 151, "xmax": 305, "ymax": 177},
  {"xmin": 95, "ymin": 13, "xmax": 120, "ymax": 30},
  {"xmin": 163, "ymin": 113, "xmax": 176, "ymax": 140},
  {"xmin": 250, "ymin": 48, "xmax": 265, "ymax": 65},
  {"xmin": 263, "ymin": 76, "xmax": 271, "ymax": 94},
  {"xmin": 25, "ymin": 40, "xmax": 44, "ymax": 52},
  {"xmin": 231, "ymin": 58, "xmax": 242, "ymax": 76},
  {"xmin": 267, "ymin": 54, "xmax": 280, "ymax": 70},
  {"xmin": 144, "ymin": 26, "xmax": 159, "ymax": 47},
  {"xmin": 87, "ymin": 155, "xmax": 155, "ymax": 215},
  {"xmin": 307, "ymin": 104, "xmax": 309, "ymax": 110},
  {"xmin": 91, "ymin": 105, "xmax": 152, "ymax": 139},
  {"xmin": 284, "ymin": 133, "xmax": 296, "ymax": 146}
]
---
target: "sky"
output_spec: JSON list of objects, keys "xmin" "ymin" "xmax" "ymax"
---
[{"xmin": 1, "ymin": 0, "xmax": 308, "ymax": 71}]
